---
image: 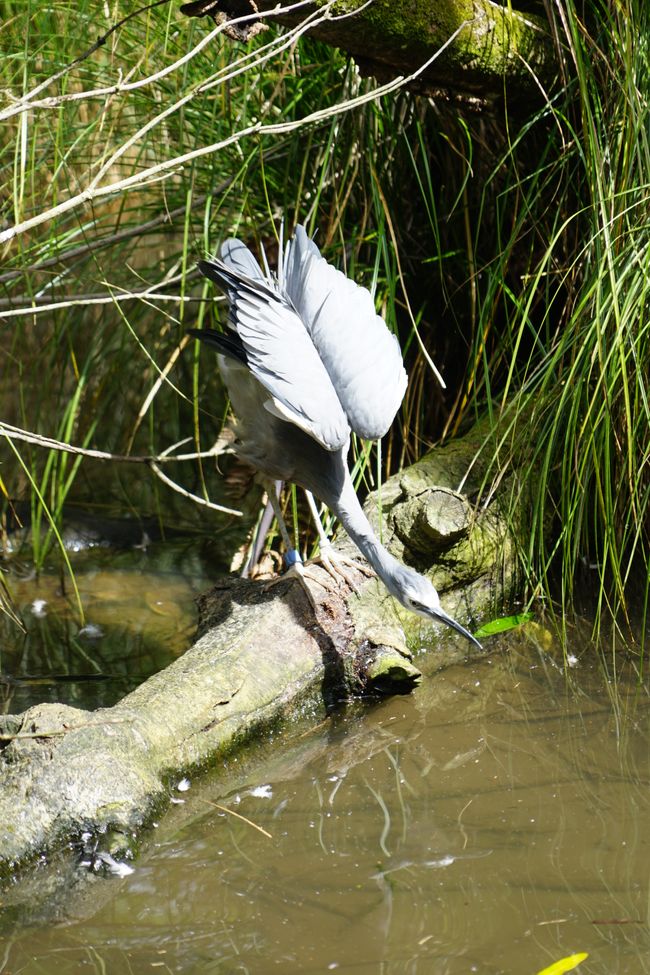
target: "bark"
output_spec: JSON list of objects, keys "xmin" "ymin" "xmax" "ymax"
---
[
  {"xmin": 181, "ymin": 0, "xmax": 556, "ymax": 107},
  {"xmin": 0, "ymin": 418, "xmax": 518, "ymax": 878}
]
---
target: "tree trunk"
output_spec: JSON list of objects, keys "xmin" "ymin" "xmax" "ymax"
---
[{"xmin": 181, "ymin": 0, "xmax": 556, "ymax": 107}]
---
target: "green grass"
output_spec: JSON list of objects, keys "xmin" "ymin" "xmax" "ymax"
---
[{"xmin": 478, "ymin": 0, "xmax": 650, "ymax": 657}]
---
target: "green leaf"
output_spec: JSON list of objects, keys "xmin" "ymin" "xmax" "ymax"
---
[{"xmin": 474, "ymin": 613, "xmax": 534, "ymax": 637}]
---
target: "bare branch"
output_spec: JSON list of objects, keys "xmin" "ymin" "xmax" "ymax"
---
[
  {"xmin": 86, "ymin": 3, "xmax": 335, "ymax": 193},
  {"xmin": 0, "ymin": 0, "xmax": 316, "ymax": 123},
  {"xmin": 148, "ymin": 461, "xmax": 241, "ymax": 516},
  {"xmin": 0, "ymin": 193, "xmax": 208, "ymax": 285},
  {"xmin": 0, "ymin": 422, "xmax": 243, "ymax": 517},
  {"xmin": 0, "ymin": 0, "xmax": 175, "ymax": 121},
  {"xmin": 0, "ymin": 290, "xmax": 214, "ymax": 318},
  {"xmin": 0, "ymin": 21, "xmax": 470, "ymax": 248},
  {"xmin": 0, "ymin": 420, "xmax": 216, "ymax": 463}
]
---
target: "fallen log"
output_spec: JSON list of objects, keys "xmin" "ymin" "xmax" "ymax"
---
[{"xmin": 0, "ymin": 420, "xmax": 518, "ymax": 878}]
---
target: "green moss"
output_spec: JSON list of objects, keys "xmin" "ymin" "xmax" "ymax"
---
[{"xmin": 319, "ymin": 0, "xmax": 552, "ymax": 82}]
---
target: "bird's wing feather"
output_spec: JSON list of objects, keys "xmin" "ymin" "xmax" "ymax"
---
[
  {"xmin": 198, "ymin": 255, "xmax": 349, "ymax": 452},
  {"xmin": 284, "ymin": 226, "xmax": 407, "ymax": 440},
  {"xmin": 220, "ymin": 237, "xmax": 266, "ymax": 280},
  {"xmin": 202, "ymin": 239, "xmax": 271, "ymax": 330}
]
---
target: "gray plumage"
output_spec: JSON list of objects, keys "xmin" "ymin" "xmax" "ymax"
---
[
  {"xmin": 189, "ymin": 225, "xmax": 481, "ymax": 649},
  {"xmin": 283, "ymin": 226, "xmax": 407, "ymax": 440}
]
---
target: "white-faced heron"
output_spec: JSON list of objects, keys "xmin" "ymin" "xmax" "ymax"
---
[{"xmin": 189, "ymin": 225, "xmax": 481, "ymax": 649}]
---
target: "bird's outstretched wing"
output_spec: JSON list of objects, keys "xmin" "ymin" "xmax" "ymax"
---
[
  {"xmin": 198, "ymin": 253, "xmax": 349, "ymax": 452},
  {"xmin": 283, "ymin": 226, "xmax": 408, "ymax": 441}
]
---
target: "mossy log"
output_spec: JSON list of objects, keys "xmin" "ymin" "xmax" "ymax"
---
[
  {"xmin": 180, "ymin": 0, "xmax": 556, "ymax": 107},
  {"xmin": 0, "ymin": 420, "xmax": 518, "ymax": 878}
]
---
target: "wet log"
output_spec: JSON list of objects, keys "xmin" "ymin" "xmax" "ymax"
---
[{"xmin": 0, "ymin": 418, "xmax": 518, "ymax": 877}]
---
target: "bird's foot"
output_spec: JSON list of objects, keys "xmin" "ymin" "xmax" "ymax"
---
[
  {"xmin": 262, "ymin": 550, "xmax": 319, "ymax": 612},
  {"xmin": 305, "ymin": 541, "xmax": 374, "ymax": 595},
  {"xmin": 261, "ymin": 546, "xmax": 372, "ymax": 611}
]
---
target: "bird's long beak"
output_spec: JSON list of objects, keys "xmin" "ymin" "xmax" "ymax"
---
[{"xmin": 430, "ymin": 607, "xmax": 483, "ymax": 650}]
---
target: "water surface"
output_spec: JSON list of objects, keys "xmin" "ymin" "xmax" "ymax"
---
[{"xmin": 1, "ymin": 631, "xmax": 648, "ymax": 975}]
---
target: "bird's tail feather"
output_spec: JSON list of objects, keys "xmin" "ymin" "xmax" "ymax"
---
[{"xmin": 187, "ymin": 327, "xmax": 247, "ymax": 364}]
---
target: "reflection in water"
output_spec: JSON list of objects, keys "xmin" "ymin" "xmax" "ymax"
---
[
  {"xmin": 0, "ymin": 542, "xmax": 215, "ymax": 712},
  {"xmin": 1, "ymin": 633, "xmax": 648, "ymax": 975}
]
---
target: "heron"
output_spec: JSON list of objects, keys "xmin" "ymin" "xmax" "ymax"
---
[{"xmin": 189, "ymin": 225, "xmax": 482, "ymax": 650}]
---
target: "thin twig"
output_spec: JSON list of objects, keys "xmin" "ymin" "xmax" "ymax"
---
[
  {"xmin": 0, "ymin": 0, "xmax": 316, "ymax": 122},
  {"xmin": 0, "ymin": 290, "xmax": 213, "ymax": 316},
  {"xmin": 4, "ymin": 8, "xmax": 329, "ymax": 254},
  {"xmin": 0, "ymin": 149, "xmax": 284, "ymax": 287},
  {"xmin": 86, "ymin": 3, "xmax": 334, "ymax": 192},
  {"xmin": 0, "ymin": 0, "xmax": 175, "ymax": 121},
  {"xmin": 0, "ymin": 421, "xmax": 232, "ymax": 467},
  {"xmin": 0, "ymin": 715, "xmax": 131, "ymax": 741},
  {"xmin": 200, "ymin": 798, "xmax": 273, "ymax": 839},
  {"xmin": 149, "ymin": 461, "xmax": 241, "ymax": 516},
  {"xmin": 0, "ymin": 193, "xmax": 208, "ymax": 285},
  {"xmin": 0, "ymin": 420, "xmax": 243, "ymax": 516}
]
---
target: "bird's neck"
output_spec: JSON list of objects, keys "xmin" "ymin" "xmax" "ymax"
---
[{"xmin": 323, "ymin": 466, "xmax": 401, "ymax": 587}]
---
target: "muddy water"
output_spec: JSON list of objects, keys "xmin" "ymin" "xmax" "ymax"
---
[{"xmin": 1, "ymin": 625, "xmax": 648, "ymax": 975}]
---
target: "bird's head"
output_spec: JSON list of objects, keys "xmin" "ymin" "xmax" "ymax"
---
[{"xmin": 388, "ymin": 563, "xmax": 483, "ymax": 650}]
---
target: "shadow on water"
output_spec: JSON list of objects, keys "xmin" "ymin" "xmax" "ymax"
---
[{"xmin": 0, "ymin": 622, "xmax": 648, "ymax": 975}]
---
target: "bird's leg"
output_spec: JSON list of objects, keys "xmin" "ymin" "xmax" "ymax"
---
[
  {"xmin": 258, "ymin": 485, "xmax": 372, "ymax": 608},
  {"xmin": 266, "ymin": 482, "xmax": 302, "ymax": 569},
  {"xmin": 261, "ymin": 483, "xmax": 319, "ymax": 612},
  {"xmin": 241, "ymin": 486, "xmax": 278, "ymax": 578},
  {"xmin": 303, "ymin": 491, "xmax": 375, "ymax": 593}
]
